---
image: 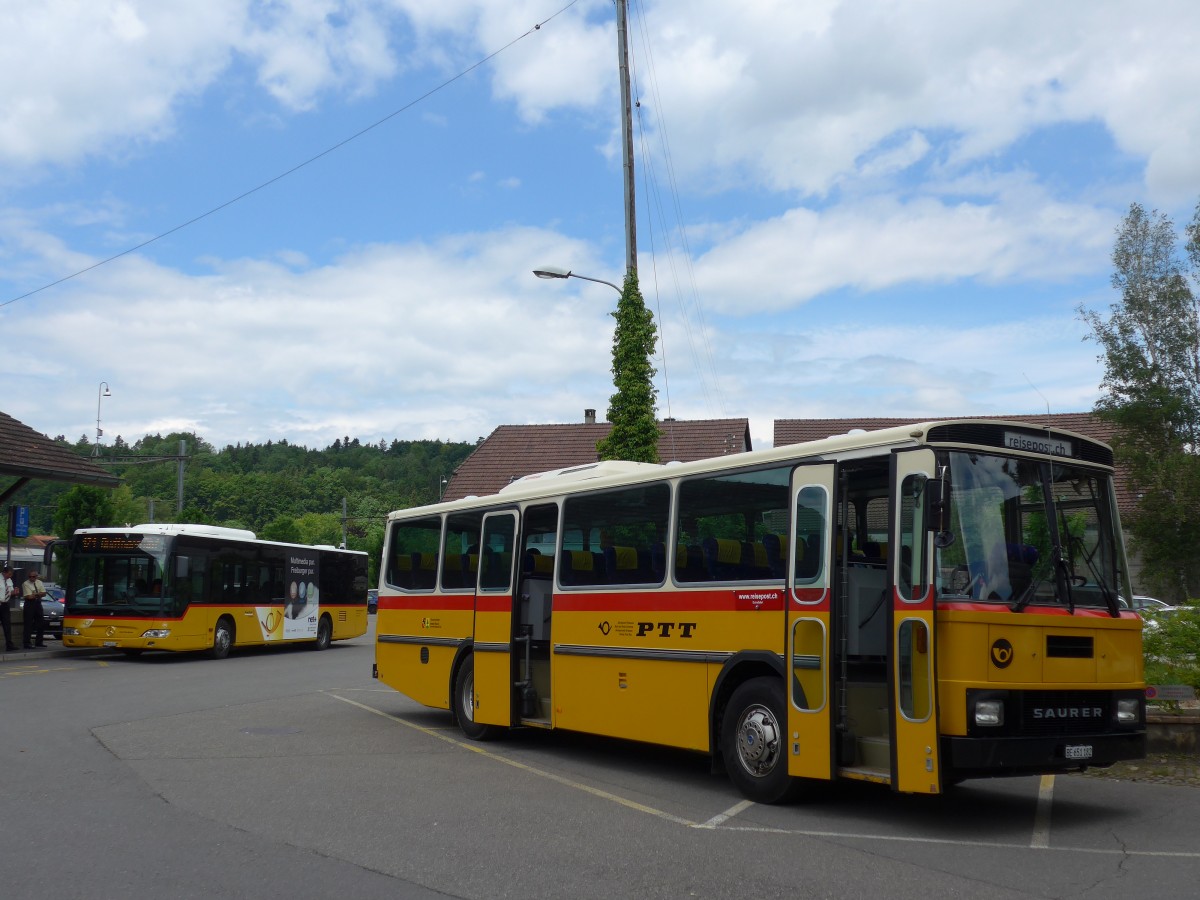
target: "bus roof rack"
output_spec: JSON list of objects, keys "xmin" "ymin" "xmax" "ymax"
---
[
  {"xmin": 499, "ymin": 460, "xmax": 660, "ymax": 493},
  {"xmin": 117, "ymin": 523, "xmax": 260, "ymax": 541}
]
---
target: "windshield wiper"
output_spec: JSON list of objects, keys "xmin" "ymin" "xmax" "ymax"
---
[
  {"xmin": 1012, "ymin": 558, "xmax": 1054, "ymax": 612},
  {"xmin": 1054, "ymin": 542, "xmax": 1076, "ymax": 614}
]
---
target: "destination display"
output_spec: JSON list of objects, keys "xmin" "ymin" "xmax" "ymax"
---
[
  {"xmin": 1003, "ymin": 430, "xmax": 1072, "ymax": 457},
  {"xmin": 79, "ymin": 534, "xmax": 167, "ymax": 553}
]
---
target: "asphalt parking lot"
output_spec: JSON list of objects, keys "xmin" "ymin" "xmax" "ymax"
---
[{"xmin": 4, "ymin": 625, "xmax": 1200, "ymax": 899}]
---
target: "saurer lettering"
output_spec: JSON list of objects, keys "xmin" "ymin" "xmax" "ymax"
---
[{"xmin": 1032, "ymin": 707, "xmax": 1104, "ymax": 720}]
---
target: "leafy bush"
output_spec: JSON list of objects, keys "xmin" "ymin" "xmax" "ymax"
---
[{"xmin": 1142, "ymin": 603, "xmax": 1200, "ymax": 701}]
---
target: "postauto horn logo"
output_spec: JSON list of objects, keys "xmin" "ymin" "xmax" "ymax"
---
[{"xmin": 990, "ymin": 638, "xmax": 1014, "ymax": 668}]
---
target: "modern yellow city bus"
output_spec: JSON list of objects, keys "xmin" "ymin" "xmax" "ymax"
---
[
  {"xmin": 62, "ymin": 524, "xmax": 369, "ymax": 658},
  {"xmin": 373, "ymin": 420, "xmax": 1145, "ymax": 801}
]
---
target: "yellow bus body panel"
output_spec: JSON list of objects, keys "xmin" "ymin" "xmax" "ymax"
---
[
  {"xmin": 935, "ymin": 609, "xmax": 1144, "ymax": 736},
  {"xmin": 472, "ymin": 607, "xmax": 513, "ymax": 727},
  {"xmin": 374, "ymin": 604, "xmax": 473, "ymax": 711},
  {"xmin": 549, "ymin": 604, "xmax": 783, "ymax": 752},
  {"xmin": 64, "ymin": 603, "xmax": 366, "ymax": 653}
]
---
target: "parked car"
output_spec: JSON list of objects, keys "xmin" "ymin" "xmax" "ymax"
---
[
  {"xmin": 367, "ymin": 589, "xmax": 378, "ymax": 614},
  {"xmin": 39, "ymin": 597, "xmax": 65, "ymax": 638},
  {"xmin": 43, "ymin": 583, "xmax": 66, "ymax": 602},
  {"xmin": 1130, "ymin": 595, "xmax": 1175, "ymax": 613}
]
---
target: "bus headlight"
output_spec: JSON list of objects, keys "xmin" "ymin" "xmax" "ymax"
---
[
  {"xmin": 141, "ymin": 629, "xmax": 171, "ymax": 639},
  {"xmin": 974, "ymin": 699, "xmax": 1004, "ymax": 727},
  {"xmin": 1116, "ymin": 698, "xmax": 1140, "ymax": 725}
]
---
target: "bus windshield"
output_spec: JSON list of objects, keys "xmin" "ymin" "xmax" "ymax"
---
[
  {"xmin": 936, "ymin": 451, "xmax": 1126, "ymax": 611},
  {"xmin": 67, "ymin": 533, "xmax": 184, "ymax": 618}
]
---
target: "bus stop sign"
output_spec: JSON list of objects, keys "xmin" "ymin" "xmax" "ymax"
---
[{"xmin": 13, "ymin": 505, "xmax": 29, "ymax": 538}]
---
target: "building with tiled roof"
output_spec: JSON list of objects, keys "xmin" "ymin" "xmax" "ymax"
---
[
  {"xmin": 0, "ymin": 409, "xmax": 119, "ymax": 504},
  {"xmin": 443, "ymin": 411, "xmax": 751, "ymax": 501}
]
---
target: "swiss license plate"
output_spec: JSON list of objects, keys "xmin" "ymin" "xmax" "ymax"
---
[
  {"xmin": 102, "ymin": 641, "xmax": 118, "ymax": 648},
  {"xmin": 1065, "ymin": 744, "xmax": 1093, "ymax": 760}
]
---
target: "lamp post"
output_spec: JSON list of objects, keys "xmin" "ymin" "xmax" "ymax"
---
[
  {"xmin": 94, "ymin": 382, "xmax": 111, "ymax": 457},
  {"xmin": 532, "ymin": 266, "xmax": 622, "ymax": 294}
]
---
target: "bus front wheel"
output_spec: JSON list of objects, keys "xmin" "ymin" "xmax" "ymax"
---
[
  {"xmin": 453, "ymin": 655, "xmax": 502, "ymax": 741},
  {"xmin": 721, "ymin": 677, "xmax": 799, "ymax": 804},
  {"xmin": 210, "ymin": 618, "xmax": 234, "ymax": 660}
]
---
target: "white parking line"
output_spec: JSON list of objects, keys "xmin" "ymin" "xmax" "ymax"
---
[
  {"xmin": 330, "ymin": 693, "xmax": 1200, "ymax": 859},
  {"xmin": 703, "ymin": 799, "xmax": 755, "ymax": 827}
]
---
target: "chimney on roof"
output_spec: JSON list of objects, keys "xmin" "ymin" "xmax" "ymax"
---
[{"xmin": 584, "ymin": 408, "xmax": 596, "ymax": 425}]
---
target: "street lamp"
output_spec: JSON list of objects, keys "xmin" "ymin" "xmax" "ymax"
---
[
  {"xmin": 94, "ymin": 382, "xmax": 111, "ymax": 457},
  {"xmin": 533, "ymin": 266, "xmax": 622, "ymax": 295}
]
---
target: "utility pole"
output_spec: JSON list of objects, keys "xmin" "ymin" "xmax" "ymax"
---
[
  {"xmin": 617, "ymin": 0, "xmax": 637, "ymax": 276},
  {"xmin": 177, "ymin": 440, "xmax": 187, "ymax": 514}
]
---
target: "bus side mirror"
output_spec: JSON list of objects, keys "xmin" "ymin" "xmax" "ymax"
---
[{"xmin": 928, "ymin": 467, "xmax": 954, "ymax": 548}]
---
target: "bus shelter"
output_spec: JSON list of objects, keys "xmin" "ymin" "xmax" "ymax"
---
[{"xmin": 1, "ymin": 409, "xmax": 120, "ymax": 647}]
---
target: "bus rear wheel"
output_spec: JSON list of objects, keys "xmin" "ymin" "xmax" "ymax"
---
[
  {"xmin": 313, "ymin": 615, "xmax": 332, "ymax": 651},
  {"xmin": 210, "ymin": 618, "xmax": 234, "ymax": 660},
  {"xmin": 721, "ymin": 677, "xmax": 799, "ymax": 804},
  {"xmin": 454, "ymin": 655, "xmax": 502, "ymax": 741}
]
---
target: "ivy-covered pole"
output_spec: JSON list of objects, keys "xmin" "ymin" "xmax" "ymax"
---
[{"xmin": 596, "ymin": 270, "xmax": 660, "ymax": 462}]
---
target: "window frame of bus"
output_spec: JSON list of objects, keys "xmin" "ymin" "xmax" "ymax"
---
[
  {"xmin": 385, "ymin": 516, "xmax": 443, "ymax": 592},
  {"xmin": 557, "ymin": 482, "xmax": 671, "ymax": 589},
  {"xmin": 674, "ymin": 463, "xmax": 791, "ymax": 585}
]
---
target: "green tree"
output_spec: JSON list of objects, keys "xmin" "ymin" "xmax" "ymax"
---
[
  {"xmin": 54, "ymin": 486, "xmax": 117, "ymax": 537},
  {"xmin": 596, "ymin": 270, "xmax": 660, "ymax": 463},
  {"xmin": 1078, "ymin": 200, "xmax": 1200, "ymax": 601},
  {"xmin": 261, "ymin": 516, "xmax": 302, "ymax": 543},
  {"xmin": 109, "ymin": 485, "xmax": 146, "ymax": 526}
]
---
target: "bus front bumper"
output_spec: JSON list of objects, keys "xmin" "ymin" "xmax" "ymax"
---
[{"xmin": 942, "ymin": 731, "xmax": 1146, "ymax": 777}]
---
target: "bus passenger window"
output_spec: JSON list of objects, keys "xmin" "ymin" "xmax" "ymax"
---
[{"xmin": 386, "ymin": 517, "xmax": 442, "ymax": 591}]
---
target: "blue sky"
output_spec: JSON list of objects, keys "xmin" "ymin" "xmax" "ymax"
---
[{"xmin": 3, "ymin": 0, "xmax": 1199, "ymax": 453}]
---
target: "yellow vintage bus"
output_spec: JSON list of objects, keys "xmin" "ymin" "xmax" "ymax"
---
[
  {"xmin": 373, "ymin": 420, "xmax": 1145, "ymax": 801},
  {"xmin": 62, "ymin": 524, "xmax": 368, "ymax": 658}
]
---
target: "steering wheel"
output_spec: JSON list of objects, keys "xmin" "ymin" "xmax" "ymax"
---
[{"xmin": 949, "ymin": 565, "xmax": 972, "ymax": 596}]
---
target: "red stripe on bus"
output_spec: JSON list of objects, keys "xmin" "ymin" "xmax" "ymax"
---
[
  {"xmin": 936, "ymin": 600, "xmax": 1139, "ymax": 619},
  {"xmin": 378, "ymin": 594, "xmax": 475, "ymax": 612}
]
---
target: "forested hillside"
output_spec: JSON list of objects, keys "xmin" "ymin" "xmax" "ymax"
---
[{"xmin": 8, "ymin": 431, "xmax": 478, "ymax": 571}]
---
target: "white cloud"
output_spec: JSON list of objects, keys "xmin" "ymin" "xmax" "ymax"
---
[
  {"xmin": 0, "ymin": 1, "xmax": 243, "ymax": 168},
  {"xmin": 1, "ymin": 224, "xmax": 621, "ymax": 447},
  {"xmin": 689, "ymin": 192, "xmax": 1113, "ymax": 314},
  {"xmin": 586, "ymin": 1, "xmax": 1200, "ymax": 201},
  {"xmin": 6, "ymin": 0, "xmax": 1198, "ymax": 205},
  {"xmin": 0, "ymin": 1, "xmax": 407, "ymax": 171}
]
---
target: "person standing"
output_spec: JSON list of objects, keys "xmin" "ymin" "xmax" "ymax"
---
[
  {"xmin": 22, "ymin": 567, "xmax": 47, "ymax": 649},
  {"xmin": 0, "ymin": 564, "xmax": 15, "ymax": 651}
]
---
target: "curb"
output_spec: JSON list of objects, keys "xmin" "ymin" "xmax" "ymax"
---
[
  {"xmin": 1146, "ymin": 713, "xmax": 1200, "ymax": 754},
  {"xmin": 0, "ymin": 641, "xmax": 118, "ymax": 665}
]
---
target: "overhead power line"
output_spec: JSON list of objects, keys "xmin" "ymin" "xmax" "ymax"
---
[{"xmin": 3, "ymin": 0, "xmax": 583, "ymax": 309}]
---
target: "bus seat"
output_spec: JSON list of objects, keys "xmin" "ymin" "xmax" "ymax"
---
[
  {"xmin": 522, "ymin": 551, "xmax": 554, "ymax": 577},
  {"xmin": 412, "ymin": 552, "xmax": 438, "ymax": 590},
  {"xmin": 1007, "ymin": 543, "xmax": 1038, "ymax": 566},
  {"xmin": 675, "ymin": 543, "xmax": 709, "ymax": 582},
  {"xmin": 745, "ymin": 541, "xmax": 773, "ymax": 578},
  {"xmin": 561, "ymin": 549, "xmax": 604, "ymax": 585},
  {"xmin": 703, "ymin": 537, "xmax": 744, "ymax": 580},
  {"xmin": 604, "ymin": 545, "xmax": 644, "ymax": 584},
  {"xmin": 762, "ymin": 533, "xmax": 788, "ymax": 577},
  {"xmin": 1006, "ymin": 543, "xmax": 1038, "ymax": 596}
]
